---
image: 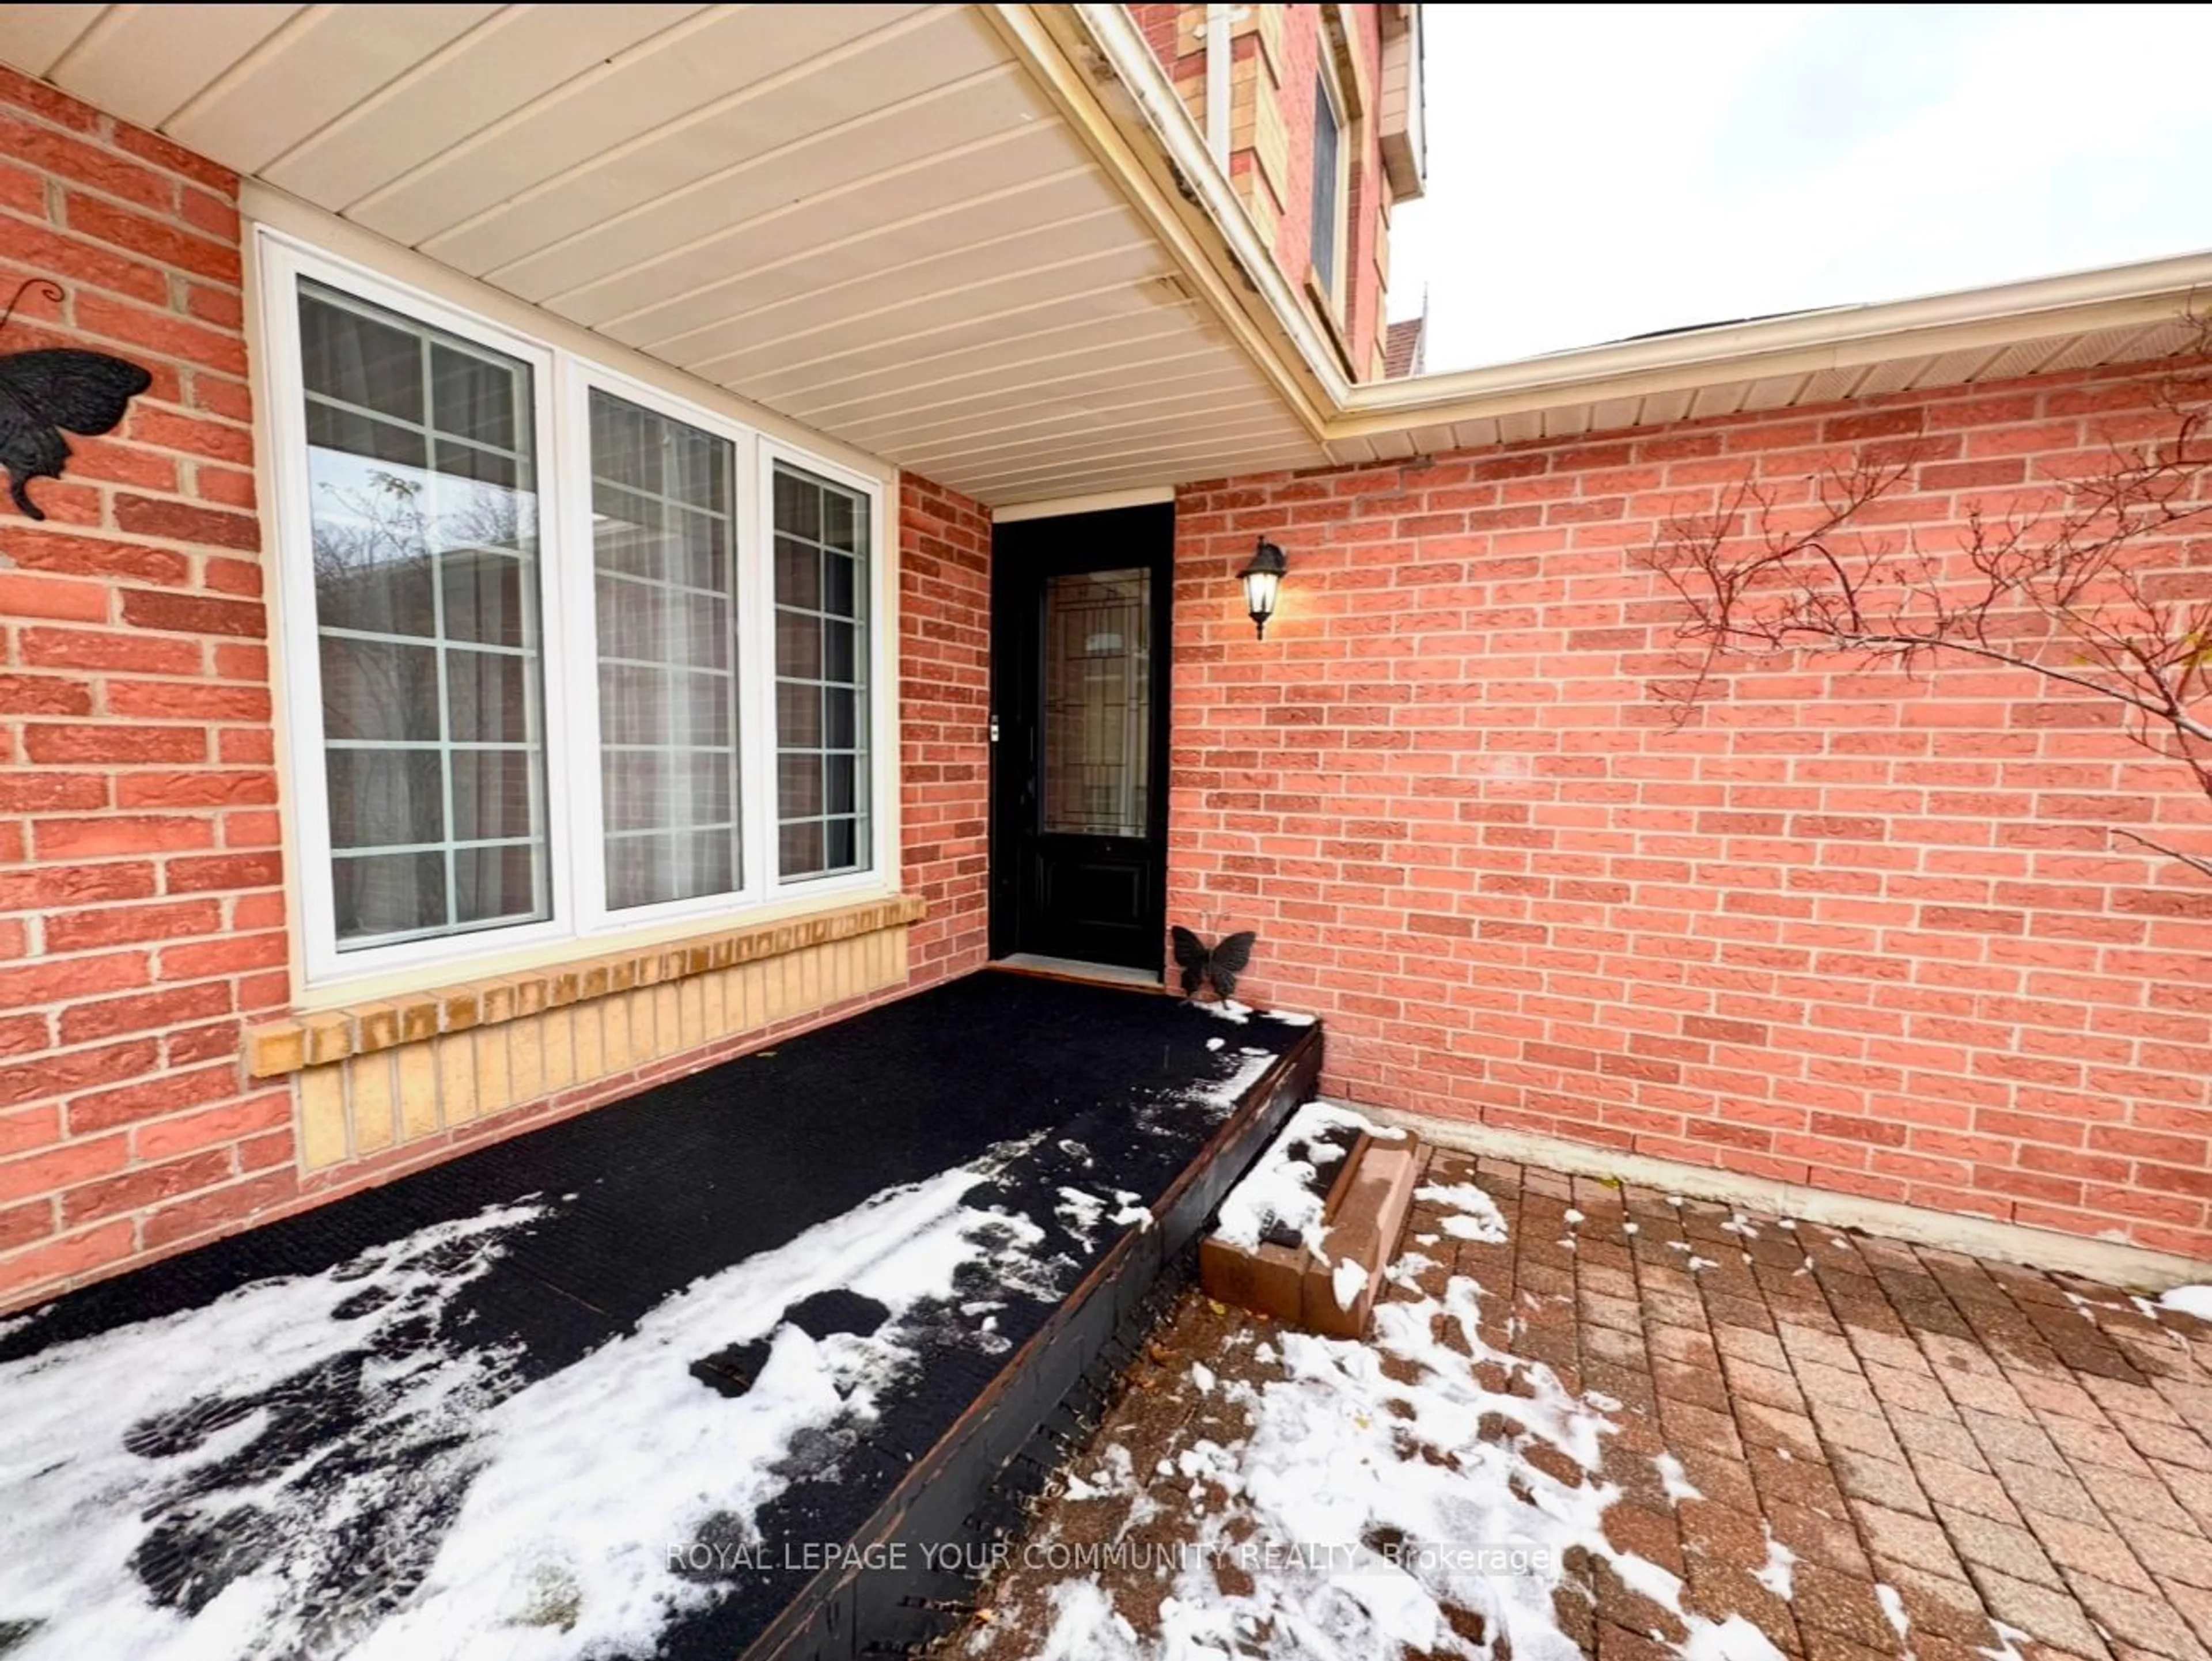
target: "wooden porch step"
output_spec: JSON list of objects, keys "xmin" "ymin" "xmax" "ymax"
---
[{"xmin": 1199, "ymin": 1104, "xmax": 1423, "ymax": 1338}]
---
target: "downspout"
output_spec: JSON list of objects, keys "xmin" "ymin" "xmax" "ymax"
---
[{"xmin": 1205, "ymin": 2, "xmax": 1232, "ymax": 167}]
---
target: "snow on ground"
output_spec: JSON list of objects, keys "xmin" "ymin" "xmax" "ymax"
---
[
  {"xmin": 1159, "ymin": 1046, "xmax": 1284, "ymax": 1132},
  {"xmin": 1062, "ymin": 1443, "xmax": 1141, "ymax": 1503},
  {"xmin": 1212, "ymin": 1102, "xmax": 1402, "ymax": 1257},
  {"xmin": 1037, "ymin": 1578, "xmax": 1140, "ymax": 1658},
  {"xmin": 1683, "ymin": 1617, "xmax": 1788, "ymax": 1661},
  {"xmin": 1412, "ymin": 1182, "xmax": 1508, "ymax": 1244},
  {"xmin": 0, "ymin": 1139, "xmax": 1070, "ymax": 1661},
  {"xmin": 1059, "ymin": 1186, "xmax": 1156, "ymax": 1251},
  {"xmin": 1112, "ymin": 1192, "xmax": 1155, "ymax": 1232},
  {"xmin": 1021, "ymin": 1159, "xmax": 1790, "ymax": 1661},
  {"xmin": 0, "ymin": 1201, "xmax": 548, "ymax": 1661},
  {"xmin": 1330, "ymin": 1258, "xmax": 1368, "ymax": 1310},
  {"xmin": 1656, "ymin": 1451, "xmax": 1702, "ymax": 1503},
  {"xmin": 1384, "ymin": 1251, "xmax": 1441, "ymax": 1294},
  {"xmin": 1059, "ymin": 1186, "xmax": 1108, "ymax": 1250},
  {"xmin": 2159, "ymin": 1284, "xmax": 2212, "ymax": 1321},
  {"xmin": 1876, "ymin": 1583, "xmax": 1914, "ymax": 1656},
  {"xmin": 1123, "ymin": 1042, "xmax": 1287, "ymax": 1146},
  {"xmin": 1751, "ymin": 1533, "xmax": 1796, "ymax": 1599},
  {"xmin": 355, "ymin": 1151, "xmax": 1062, "ymax": 1660}
]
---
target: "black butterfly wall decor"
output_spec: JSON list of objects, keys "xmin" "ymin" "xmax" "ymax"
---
[
  {"xmin": 0, "ymin": 278, "xmax": 154, "ymax": 522},
  {"xmin": 1171, "ymin": 926, "xmax": 1256, "ymax": 1002}
]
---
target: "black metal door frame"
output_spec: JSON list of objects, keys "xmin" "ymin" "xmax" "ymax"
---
[{"xmin": 988, "ymin": 503, "xmax": 1174, "ymax": 970}]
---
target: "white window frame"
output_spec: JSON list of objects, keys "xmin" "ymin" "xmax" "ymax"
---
[
  {"xmin": 556, "ymin": 357, "xmax": 772, "ymax": 934},
  {"xmin": 758, "ymin": 435, "xmax": 896, "ymax": 901},
  {"xmin": 1309, "ymin": 48, "xmax": 1352, "ymax": 318},
  {"xmin": 259, "ymin": 232, "xmax": 893, "ymax": 993}
]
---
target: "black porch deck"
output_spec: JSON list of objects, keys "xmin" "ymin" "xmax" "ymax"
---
[{"xmin": 0, "ymin": 970, "xmax": 1320, "ymax": 1661}]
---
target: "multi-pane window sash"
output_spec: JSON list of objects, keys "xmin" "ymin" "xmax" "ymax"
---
[
  {"xmin": 299, "ymin": 280, "xmax": 551, "ymax": 951},
  {"xmin": 267, "ymin": 241, "xmax": 886, "ymax": 988},
  {"xmin": 1310, "ymin": 71, "xmax": 1342, "ymax": 302},
  {"xmin": 589, "ymin": 390, "xmax": 743, "ymax": 912},
  {"xmin": 772, "ymin": 463, "xmax": 872, "ymax": 881}
]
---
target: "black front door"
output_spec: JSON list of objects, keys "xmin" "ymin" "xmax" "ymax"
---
[{"xmin": 990, "ymin": 504, "xmax": 1172, "ymax": 973}]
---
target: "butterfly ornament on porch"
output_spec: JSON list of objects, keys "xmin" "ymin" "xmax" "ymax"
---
[
  {"xmin": 1171, "ymin": 926, "xmax": 1256, "ymax": 1003},
  {"xmin": 0, "ymin": 278, "xmax": 154, "ymax": 522}
]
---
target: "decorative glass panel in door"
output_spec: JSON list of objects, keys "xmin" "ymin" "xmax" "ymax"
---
[
  {"xmin": 991, "ymin": 503, "xmax": 1172, "ymax": 973},
  {"xmin": 1041, "ymin": 568, "xmax": 1150, "ymax": 840}
]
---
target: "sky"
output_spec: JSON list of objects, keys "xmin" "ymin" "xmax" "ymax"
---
[{"xmin": 1388, "ymin": 4, "xmax": 2212, "ymax": 370}]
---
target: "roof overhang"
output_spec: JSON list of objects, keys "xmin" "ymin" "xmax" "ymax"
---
[
  {"xmin": 1324, "ymin": 254, "xmax": 2212, "ymax": 464},
  {"xmin": 1019, "ymin": 2, "xmax": 2212, "ymax": 468},
  {"xmin": 0, "ymin": 2, "xmax": 1330, "ymax": 507},
  {"xmin": 3, "ymin": 3, "xmax": 2205, "ymax": 505}
]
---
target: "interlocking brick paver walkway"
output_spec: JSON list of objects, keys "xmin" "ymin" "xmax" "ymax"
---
[{"xmin": 956, "ymin": 1146, "xmax": 2212, "ymax": 1660}]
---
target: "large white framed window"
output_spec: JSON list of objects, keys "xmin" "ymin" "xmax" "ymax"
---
[{"xmin": 261, "ymin": 236, "xmax": 892, "ymax": 991}]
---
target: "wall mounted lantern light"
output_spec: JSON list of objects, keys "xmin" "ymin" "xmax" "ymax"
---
[{"xmin": 1240, "ymin": 539, "xmax": 1288, "ymax": 639}]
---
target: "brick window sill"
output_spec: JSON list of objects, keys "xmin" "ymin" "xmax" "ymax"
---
[{"xmin": 245, "ymin": 895, "xmax": 927, "ymax": 1079}]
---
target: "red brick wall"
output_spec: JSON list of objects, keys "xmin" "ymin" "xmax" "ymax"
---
[
  {"xmin": 1129, "ymin": 1, "xmax": 1181, "ymax": 63},
  {"xmin": 0, "ymin": 56, "xmax": 999, "ymax": 1312},
  {"xmin": 1171, "ymin": 362, "xmax": 2212, "ymax": 1261},
  {"xmin": 1267, "ymin": 3, "xmax": 1387, "ymax": 376},
  {"xmin": 1266, "ymin": 8, "xmax": 1326, "ymax": 298},
  {"xmin": 899, "ymin": 473, "xmax": 993, "ymax": 985},
  {"xmin": 0, "ymin": 66, "xmax": 293, "ymax": 1307},
  {"xmin": 1126, "ymin": 3, "xmax": 1390, "ymax": 378},
  {"xmin": 1339, "ymin": 3, "xmax": 1387, "ymax": 377}
]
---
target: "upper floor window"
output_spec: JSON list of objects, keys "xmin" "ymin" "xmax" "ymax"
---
[
  {"xmin": 1309, "ymin": 67, "xmax": 1347, "ymax": 309},
  {"xmin": 265, "ymin": 237, "xmax": 890, "ymax": 990}
]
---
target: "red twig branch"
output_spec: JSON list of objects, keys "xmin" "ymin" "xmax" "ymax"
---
[{"xmin": 1638, "ymin": 316, "xmax": 2212, "ymax": 881}]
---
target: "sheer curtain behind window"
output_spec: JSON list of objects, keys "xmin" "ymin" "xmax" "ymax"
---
[
  {"xmin": 275, "ymin": 246, "xmax": 896, "ymax": 984},
  {"xmin": 589, "ymin": 390, "xmax": 741, "ymax": 911},
  {"xmin": 772, "ymin": 464, "xmax": 869, "ymax": 880},
  {"xmin": 300, "ymin": 280, "xmax": 549, "ymax": 950}
]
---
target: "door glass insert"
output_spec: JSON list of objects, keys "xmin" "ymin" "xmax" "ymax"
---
[{"xmin": 1041, "ymin": 567, "xmax": 1150, "ymax": 839}]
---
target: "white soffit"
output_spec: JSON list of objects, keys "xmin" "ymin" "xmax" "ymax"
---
[
  {"xmin": 1045, "ymin": 2, "xmax": 2212, "ymax": 469},
  {"xmin": 0, "ymin": 2, "xmax": 1325, "ymax": 506},
  {"xmin": 1319, "ymin": 308, "xmax": 2210, "ymax": 468},
  {"xmin": 8, "ymin": 3, "xmax": 2207, "ymax": 501}
]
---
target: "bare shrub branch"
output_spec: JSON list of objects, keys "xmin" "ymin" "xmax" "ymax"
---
[{"xmin": 1639, "ymin": 316, "xmax": 2212, "ymax": 881}]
